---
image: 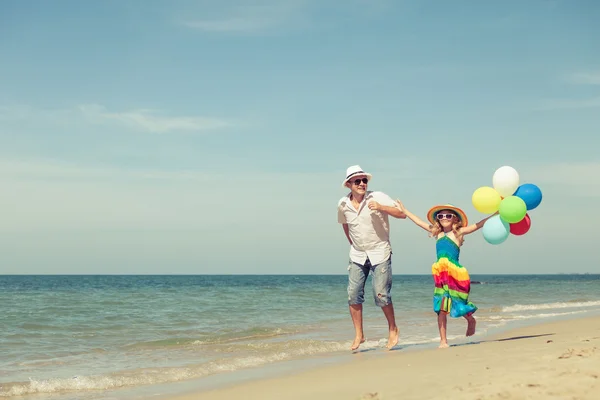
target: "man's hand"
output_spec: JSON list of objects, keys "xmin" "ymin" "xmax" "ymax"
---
[
  {"xmin": 369, "ymin": 199, "xmax": 406, "ymax": 218},
  {"xmin": 368, "ymin": 201, "xmax": 381, "ymax": 211}
]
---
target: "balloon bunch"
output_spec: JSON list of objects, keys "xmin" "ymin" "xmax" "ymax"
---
[{"xmin": 471, "ymin": 166, "xmax": 543, "ymax": 245}]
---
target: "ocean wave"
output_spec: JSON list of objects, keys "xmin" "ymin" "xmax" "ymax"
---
[
  {"xmin": 0, "ymin": 339, "xmax": 350, "ymax": 397},
  {"xmin": 486, "ymin": 310, "xmax": 588, "ymax": 321},
  {"xmin": 2, "ymin": 331, "xmax": 477, "ymax": 398},
  {"xmin": 502, "ymin": 300, "xmax": 600, "ymax": 313},
  {"xmin": 2, "ymin": 328, "xmax": 514, "ymax": 398},
  {"xmin": 123, "ymin": 326, "xmax": 298, "ymax": 349}
]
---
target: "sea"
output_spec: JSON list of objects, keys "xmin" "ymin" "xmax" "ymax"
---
[{"xmin": 1, "ymin": 274, "xmax": 600, "ymax": 400}]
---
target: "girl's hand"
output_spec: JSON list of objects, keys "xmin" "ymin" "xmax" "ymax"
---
[{"xmin": 395, "ymin": 199, "xmax": 406, "ymax": 213}]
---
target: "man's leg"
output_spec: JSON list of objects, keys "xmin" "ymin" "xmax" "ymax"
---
[
  {"xmin": 371, "ymin": 257, "xmax": 399, "ymax": 349},
  {"xmin": 347, "ymin": 261, "xmax": 369, "ymax": 351}
]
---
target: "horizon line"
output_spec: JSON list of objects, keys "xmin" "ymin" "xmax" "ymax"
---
[{"xmin": 1, "ymin": 273, "xmax": 598, "ymax": 276}]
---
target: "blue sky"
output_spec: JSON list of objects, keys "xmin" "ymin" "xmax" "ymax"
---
[{"xmin": 0, "ymin": 0, "xmax": 598, "ymax": 274}]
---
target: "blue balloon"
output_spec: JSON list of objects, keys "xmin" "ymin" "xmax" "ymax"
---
[
  {"xmin": 482, "ymin": 215, "xmax": 510, "ymax": 245},
  {"xmin": 514, "ymin": 183, "xmax": 542, "ymax": 210}
]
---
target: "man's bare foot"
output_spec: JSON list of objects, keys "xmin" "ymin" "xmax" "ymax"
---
[
  {"xmin": 351, "ymin": 336, "xmax": 366, "ymax": 351},
  {"xmin": 438, "ymin": 341, "xmax": 449, "ymax": 349},
  {"xmin": 466, "ymin": 317, "xmax": 476, "ymax": 337},
  {"xmin": 386, "ymin": 326, "xmax": 399, "ymax": 350}
]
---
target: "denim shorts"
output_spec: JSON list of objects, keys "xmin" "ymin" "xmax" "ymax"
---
[{"xmin": 347, "ymin": 257, "xmax": 393, "ymax": 307}]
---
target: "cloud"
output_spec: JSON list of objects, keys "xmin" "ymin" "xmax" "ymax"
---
[
  {"xmin": 0, "ymin": 158, "xmax": 339, "ymax": 233},
  {"xmin": 535, "ymin": 96, "xmax": 600, "ymax": 110},
  {"xmin": 0, "ymin": 104, "xmax": 73, "ymax": 123},
  {"xmin": 0, "ymin": 104, "xmax": 231, "ymax": 133},
  {"xmin": 524, "ymin": 162, "xmax": 600, "ymax": 197},
  {"xmin": 0, "ymin": 158, "xmax": 594, "ymax": 274},
  {"xmin": 537, "ymin": 70, "xmax": 600, "ymax": 110},
  {"xmin": 181, "ymin": 1, "xmax": 304, "ymax": 33},
  {"xmin": 179, "ymin": 0, "xmax": 391, "ymax": 33},
  {"xmin": 78, "ymin": 104, "xmax": 231, "ymax": 133},
  {"xmin": 0, "ymin": 159, "xmax": 210, "ymax": 182},
  {"xmin": 526, "ymin": 162, "xmax": 600, "ymax": 185},
  {"xmin": 182, "ymin": 17, "xmax": 277, "ymax": 33},
  {"xmin": 568, "ymin": 71, "xmax": 600, "ymax": 85}
]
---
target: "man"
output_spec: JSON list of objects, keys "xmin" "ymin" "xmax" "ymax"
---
[{"xmin": 337, "ymin": 165, "xmax": 406, "ymax": 351}]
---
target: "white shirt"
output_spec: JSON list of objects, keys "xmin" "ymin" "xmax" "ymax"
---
[{"xmin": 337, "ymin": 191, "xmax": 396, "ymax": 266}]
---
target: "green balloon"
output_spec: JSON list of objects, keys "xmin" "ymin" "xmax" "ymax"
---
[{"xmin": 499, "ymin": 196, "xmax": 527, "ymax": 223}]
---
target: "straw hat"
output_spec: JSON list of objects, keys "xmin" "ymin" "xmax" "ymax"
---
[
  {"xmin": 427, "ymin": 204, "xmax": 468, "ymax": 227},
  {"xmin": 341, "ymin": 165, "xmax": 372, "ymax": 188}
]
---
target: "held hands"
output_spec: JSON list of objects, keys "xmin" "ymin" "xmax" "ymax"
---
[{"xmin": 395, "ymin": 199, "xmax": 407, "ymax": 213}]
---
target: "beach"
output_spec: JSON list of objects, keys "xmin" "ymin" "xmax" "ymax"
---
[
  {"xmin": 2, "ymin": 275, "xmax": 600, "ymax": 400},
  {"xmin": 166, "ymin": 316, "xmax": 600, "ymax": 400}
]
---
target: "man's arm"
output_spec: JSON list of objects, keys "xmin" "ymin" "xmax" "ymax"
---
[
  {"xmin": 337, "ymin": 199, "xmax": 352, "ymax": 243},
  {"xmin": 377, "ymin": 204, "xmax": 407, "ymax": 219},
  {"xmin": 368, "ymin": 192, "xmax": 407, "ymax": 219},
  {"xmin": 342, "ymin": 223, "xmax": 352, "ymax": 244},
  {"xmin": 376, "ymin": 201, "xmax": 406, "ymax": 219}
]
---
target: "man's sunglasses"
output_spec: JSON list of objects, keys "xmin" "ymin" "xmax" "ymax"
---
[
  {"xmin": 351, "ymin": 178, "xmax": 369, "ymax": 185},
  {"xmin": 436, "ymin": 213, "xmax": 456, "ymax": 220}
]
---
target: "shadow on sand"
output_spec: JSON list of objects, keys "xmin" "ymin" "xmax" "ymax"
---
[
  {"xmin": 352, "ymin": 344, "xmax": 412, "ymax": 354},
  {"xmin": 450, "ymin": 333, "xmax": 556, "ymax": 348},
  {"xmin": 353, "ymin": 333, "xmax": 557, "ymax": 353}
]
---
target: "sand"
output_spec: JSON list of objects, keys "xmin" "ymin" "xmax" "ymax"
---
[{"xmin": 167, "ymin": 316, "xmax": 600, "ymax": 400}]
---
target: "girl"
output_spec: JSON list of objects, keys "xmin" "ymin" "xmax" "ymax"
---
[{"xmin": 395, "ymin": 200, "xmax": 494, "ymax": 348}]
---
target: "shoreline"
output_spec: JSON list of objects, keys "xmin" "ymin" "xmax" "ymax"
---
[
  {"xmin": 160, "ymin": 314, "xmax": 600, "ymax": 400},
  {"xmin": 3, "ymin": 274, "xmax": 599, "ymax": 400}
]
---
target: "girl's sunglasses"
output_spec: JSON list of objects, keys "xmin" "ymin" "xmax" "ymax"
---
[
  {"xmin": 352, "ymin": 178, "xmax": 369, "ymax": 185},
  {"xmin": 436, "ymin": 213, "xmax": 456, "ymax": 220}
]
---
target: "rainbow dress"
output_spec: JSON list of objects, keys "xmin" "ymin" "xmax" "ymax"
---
[{"xmin": 432, "ymin": 235, "xmax": 477, "ymax": 317}]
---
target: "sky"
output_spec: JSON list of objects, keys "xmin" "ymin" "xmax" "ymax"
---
[{"xmin": 0, "ymin": 0, "xmax": 598, "ymax": 274}]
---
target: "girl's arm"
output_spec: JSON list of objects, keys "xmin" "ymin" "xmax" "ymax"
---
[
  {"xmin": 395, "ymin": 200, "xmax": 432, "ymax": 232},
  {"xmin": 460, "ymin": 213, "xmax": 498, "ymax": 235}
]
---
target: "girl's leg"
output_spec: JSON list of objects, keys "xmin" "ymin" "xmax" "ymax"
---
[
  {"xmin": 464, "ymin": 313, "xmax": 476, "ymax": 337},
  {"xmin": 437, "ymin": 312, "xmax": 449, "ymax": 348}
]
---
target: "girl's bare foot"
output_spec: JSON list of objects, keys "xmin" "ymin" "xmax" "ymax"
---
[
  {"xmin": 351, "ymin": 336, "xmax": 366, "ymax": 351},
  {"xmin": 438, "ymin": 341, "xmax": 449, "ymax": 349}
]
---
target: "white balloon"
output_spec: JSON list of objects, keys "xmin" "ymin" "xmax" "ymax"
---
[{"xmin": 492, "ymin": 166, "xmax": 520, "ymax": 198}]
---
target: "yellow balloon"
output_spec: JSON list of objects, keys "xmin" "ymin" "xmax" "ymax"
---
[{"xmin": 472, "ymin": 186, "xmax": 502, "ymax": 214}]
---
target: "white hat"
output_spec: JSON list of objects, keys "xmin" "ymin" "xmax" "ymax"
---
[{"xmin": 342, "ymin": 165, "xmax": 372, "ymax": 188}]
